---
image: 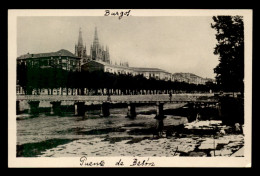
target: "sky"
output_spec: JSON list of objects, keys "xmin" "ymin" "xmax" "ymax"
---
[{"xmin": 17, "ymin": 16, "xmax": 219, "ymax": 79}]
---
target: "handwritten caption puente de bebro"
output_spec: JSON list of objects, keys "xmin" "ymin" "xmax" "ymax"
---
[
  {"xmin": 79, "ymin": 156, "xmax": 155, "ymax": 167},
  {"xmin": 104, "ymin": 10, "xmax": 131, "ymax": 20}
]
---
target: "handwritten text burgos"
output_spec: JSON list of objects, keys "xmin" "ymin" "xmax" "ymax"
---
[{"xmin": 104, "ymin": 10, "xmax": 131, "ymax": 20}]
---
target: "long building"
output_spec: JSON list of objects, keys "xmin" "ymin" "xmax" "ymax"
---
[
  {"xmin": 172, "ymin": 73, "xmax": 215, "ymax": 85},
  {"xmin": 81, "ymin": 60, "xmax": 172, "ymax": 81},
  {"xmin": 17, "ymin": 49, "xmax": 81, "ymax": 72},
  {"xmin": 81, "ymin": 60, "xmax": 214, "ymax": 84},
  {"xmin": 77, "ymin": 27, "xmax": 213, "ymax": 84}
]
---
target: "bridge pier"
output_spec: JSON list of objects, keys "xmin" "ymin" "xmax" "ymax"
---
[
  {"xmin": 100, "ymin": 102, "xmax": 110, "ymax": 117},
  {"xmin": 155, "ymin": 102, "xmax": 164, "ymax": 119},
  {"xmin": 154, "ymin": 103, "xmax": 165, "ymax": 137},
  {"xmin": 50, "ymin": 101, "xmax": 61, "ymax": 115},
  {"xmin": 74, "ymin": 102, "xmax": 85, "ymax": 116},
  {"xmin": 28, "ymin": 101, "xmax": 40, "ymax": 114},
  {"xmin": 126, "ymin": 103, "xmax": 136, "ymax": 119}
]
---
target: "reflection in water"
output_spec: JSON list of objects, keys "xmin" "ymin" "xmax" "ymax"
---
[{"xmin": 154, "ymin": 119, "xmax": 164, "ymax": 137}]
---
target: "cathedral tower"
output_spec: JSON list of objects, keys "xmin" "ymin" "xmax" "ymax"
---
[
  {"xmin": 90, "ymin": 27, "xmax": 110, "ymax": 63},
  {"xmin": 75, "ymin": 28, "xmax": 87, "ymax": 64},
  {"xmin": 91, "ymin": 27, "xmax": 100, "ymax": 61}
]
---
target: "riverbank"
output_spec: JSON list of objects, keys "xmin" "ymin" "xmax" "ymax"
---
[
  {"xmin": 39, "ymin": 133, "xmax": 244, "ymax": 157},
  {"xmin": 36, "ymin": 117, "xmax": 244, "ymax": 157}
]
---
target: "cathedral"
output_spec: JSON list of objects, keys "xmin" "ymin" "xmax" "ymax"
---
[
  {"xmin": 74, "ymin": 28, "xmax": 87, "ymax": 63},
  {"xmin": 75, "ymin": 27, "xmax": 110, "ymax": 65}
]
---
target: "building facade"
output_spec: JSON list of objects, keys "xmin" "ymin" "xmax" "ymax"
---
[
  {"xmin": 17, "ymin": 49, "xmax": 81, "ymax": 72},
  {"xmin": 172, "ymin": 73, "xmax": 215, "ymax": 85},
  {"xmin": 81, "ymin": 60, "xmax": 172, "ymax": 81}
]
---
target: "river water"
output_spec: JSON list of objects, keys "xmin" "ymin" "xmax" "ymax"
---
[{"xmin": 16, "ymin": 104, "xmax": 244, "ymax": 157}]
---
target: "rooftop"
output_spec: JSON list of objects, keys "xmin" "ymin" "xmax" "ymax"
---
[
  {"xmin": 85, "ymin": 60, "xmax": 170, "ymax": 73},
  {"xmin": 17, "ymin": 49, "xmax": 79, "ymax": 60},
  {"xmin": 131, "ymin": 67, "xmax": 169, "ymax": 73}
]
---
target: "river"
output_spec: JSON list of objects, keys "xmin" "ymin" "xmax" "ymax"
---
[{"xmin": 16, "ymin": 104, "xmax": 244, "ymax": 157}]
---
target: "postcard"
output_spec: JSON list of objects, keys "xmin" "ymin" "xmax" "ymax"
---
[{"xmin": 8, "ymin": 9, "xmax": 252, "ymax": 167}]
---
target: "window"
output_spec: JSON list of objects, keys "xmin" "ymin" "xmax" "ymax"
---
[
  {"xmin": 49, "ymin": 60, "xmax": 54, "ymax": 66},
  {"xmin": 34, "ymin": 60, "xmax": 39, "ymax": 67},
  {"xmin": 41, "ymin": 59, "xmax": 48, "ymax": 66},
  {"xmin": 62, "ymin": 59, "xmax": 67, "ymax": 63}
]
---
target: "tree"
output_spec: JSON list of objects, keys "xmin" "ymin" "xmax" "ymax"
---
[
  {"xmin": 211, "ymin": 16, "xmax": 244, "ymax": 94},
  {"xmin": 17, "ymin": 62, "xmax": 27, "ymax": 93}
]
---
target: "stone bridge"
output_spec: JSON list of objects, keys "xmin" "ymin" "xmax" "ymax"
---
[
  {"xmin": 16, "ymin": 94, "xmax": 219, "ymax": 118},
  {"xmin": 17, "ymin": 93, "xmax": 217, "ymax": 103}
]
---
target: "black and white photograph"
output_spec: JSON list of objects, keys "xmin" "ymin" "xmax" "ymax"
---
[{"xmin": 8, "ymin": 9, "xmax": 252, "ymax": 167}]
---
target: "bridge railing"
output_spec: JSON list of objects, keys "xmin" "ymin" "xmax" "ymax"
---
[{"xmin": 17, "ymin": 94, "xmax": 217, "ymax": 103}]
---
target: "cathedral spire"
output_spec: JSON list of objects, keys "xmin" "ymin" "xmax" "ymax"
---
[
  {"xmin": 93, "ymin": 27, "xmax": 99, "ymax": 46},
  {"xmin": 78, "ymin": 27, "xmax": 83, "ymax": 46}
]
